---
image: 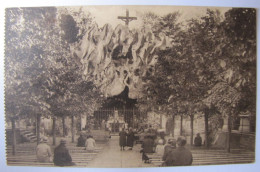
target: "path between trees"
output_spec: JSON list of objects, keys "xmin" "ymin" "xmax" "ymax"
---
[{"xmin": 87, "ymin": 135, "xmax": 151, "ymax": 168}]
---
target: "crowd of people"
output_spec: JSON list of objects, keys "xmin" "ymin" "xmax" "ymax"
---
[
  {"xmin": 140, "ymin": 134, "xmax": 193, "ymax": 166},
  {"xmin": 35, "ymin": 124, "xmax": 203, "ymax": 167},
  {"xmin": 117, "ymin": 122, "xmax": 203, "ymax": 167}
]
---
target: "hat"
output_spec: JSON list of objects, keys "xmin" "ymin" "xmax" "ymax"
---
[
  {"xmin": 177, "ymin": 136, "xmax": 186, "ymax": 146},
  {"xmin": 158, "ymin": 139, "xmax": 164, "ymax": 145},
  {"xmin": 41, "ymin": 136, "xmax": 48, "ymax": 143},
  {"xmin": 157, "ymin": 129, "xmax": 165, "ymax": 133},
  {"xmin": 167, "ymin": 137, "xmax": 174, "ymax": 143},
  {"xmin": 60, "ymin": 138, "xmax": 66, "ymax": 144}
]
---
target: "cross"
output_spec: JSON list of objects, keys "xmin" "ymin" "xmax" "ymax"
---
[{"xmin": 118, "ymin": 9, "xmax": 137, "ymax": 26}]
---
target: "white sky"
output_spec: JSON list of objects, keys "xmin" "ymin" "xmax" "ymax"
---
[{"xmin": 78, "ymin": 6, "xmax": 231, "ymax": 29}]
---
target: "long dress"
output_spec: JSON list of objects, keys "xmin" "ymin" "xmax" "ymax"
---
[
  {"xmin": 119, "ymin": 131, "xmax": 127, "ymax": 147},
  {"xmin": 77, "ymin": 136, "xmax": 86, "ymax": 147},
  {"xmin": 53, "ymin": 144, "xmax": 75, "ymax": 166},
  {"xmin": 127, "ymin": 131, "xmax": 135, "ymax": 147}
]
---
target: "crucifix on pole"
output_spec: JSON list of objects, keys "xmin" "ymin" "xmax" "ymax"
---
[{"xmin": 118, "ymin": 9, "xmax": 137, "ymax": 26}]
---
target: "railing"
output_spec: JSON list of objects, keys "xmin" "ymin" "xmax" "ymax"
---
[{"xmin": 93, "ymin": 108, "xmax": 142, "ymax": 128}]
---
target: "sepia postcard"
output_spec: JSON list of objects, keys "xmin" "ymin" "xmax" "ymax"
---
[{"xmin": 4, "ymin": 5, "xmax": 256, "ymax": 168}]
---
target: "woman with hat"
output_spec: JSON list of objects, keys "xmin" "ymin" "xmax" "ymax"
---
[
  {"xmin": 155, "ymin": 139, "xmax": 165, "ymax": 157},
  {"xmin": 141, "ymin": 135, "xmax": 155, "ymax": 163},
  {"xmin": 194, "ymin": 133, "xmax": 202, "ymax": 146},
  {"xmin": 36, "ymin": 136, "xmax": 52, "ymax": 162},
  {"xmin": 77, "ymin": 133, "xmax": 86, "ymax": 147},
  {"xmin": 53, "ymin": 138, "xmax": 75, "ymax": 166},
  {"xmin": 119, "ymin": 128, "xmax": 127, "ymax": 151},
  {"xmin": 85, "ymin": 135, "xmax": 96, "ymax": 152},
  {"xmin": 126, "ymin": 127, "xmax": 135, "ymax": 150}
]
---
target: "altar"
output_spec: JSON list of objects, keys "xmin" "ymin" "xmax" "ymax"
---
[{"xmin": 106, "ymin": 110, "xmax": 126, "ymax": 132}]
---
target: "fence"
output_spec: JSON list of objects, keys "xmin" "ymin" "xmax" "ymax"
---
[{"xmin": 93, "ymin": 108, "xmax": 142, "ymax": 128}]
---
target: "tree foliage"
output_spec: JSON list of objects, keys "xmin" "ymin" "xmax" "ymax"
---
[
  {"xmin": 5, "ymin": 7, "xmax": 103, "ymax": 123},
  {"xmin": 138, "ymin": 8, "xmax": 256, "ymax": 129}
]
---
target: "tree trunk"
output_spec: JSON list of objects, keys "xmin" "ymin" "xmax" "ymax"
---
[
  {"xmin": 11, "ymin": 118, "xmax": 16, "ymax": 155},
  {"xmin": 227, "ymin": 115, "xmax": 232, "ymax": 152},
  {"xmin": 62, "ymin": 116, "xmax": 66, "ymax": 137},
  {"xmin": 71, "ymin": 116, "xmax": 75, "ymax": 143},
  {"xmin": 79, "ymin": 114, "xmax": 82, "ymax": 131},
  {"xmin": 190, "ymin": 114, "xmax": 194, "ymax": 146},
  {"xmin": 204, "ymin": 110, "xmax": 209, "ymax": 147},
  {"xmin": 180, "ymin": 114, "xmax": 183, "ymax": 136},
  {"xmin": 52, "ymin": 117, "xmax": 56, "ymax": 146},
  {"xmin": 36, "ymin": 114, "xmax": 41, "ymax": 145},
  {"xmin": 172, "ymin": 114, "xmax": 175, "ymax": 137}
]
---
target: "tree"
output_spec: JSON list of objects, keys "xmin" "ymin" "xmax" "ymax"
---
[
  {"xmin": 138, "ymin": 8, "xmax": 256, "ymax": 150},
  {"xmin": 5, "ymin": 7, "xmax": 103, "ymax": 149},
  {"xmin": 5, "ymin": 7, "xmax": 58, "ymax": 148}
]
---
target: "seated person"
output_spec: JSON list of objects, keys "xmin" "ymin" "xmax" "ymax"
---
[
  {"xmin": 141, "ymin": 135, "xmax": 154, "ymax": 163},
  {"xmin": 194, "ymin": 133, "xmax": 202, "ymax": 146},
  {"xmin": 85, "ymin": 135, "xmax": 96, "ymax": 152},
  {"xmin": 77, "ymin": 134, "xmax": 86, "ymax": 147},
  {"xmin": 36, "ymin": 137, "xmax": 52, "ymax": 163},
  {"xmin": 163, "ymin": 136, "xmax": 193, "ymax": 166},
  {"xmin": 155, "ymin": 131, "xmax": 166, "ymax": 147},
  {"xmin": 53, "ymin": 139, "xmax": 75, "ymax": 166},
  {"xmin": 162, "ymin": 137, "xmax": 176, "ymax": 161},
  {"xmin": 155, "ymin": 139, "xmax": 165, "ymax": 157}
]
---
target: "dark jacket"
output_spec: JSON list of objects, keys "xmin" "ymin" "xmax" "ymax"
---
[
  {"xmin": 53, "ymin": 144, "xmax": 74, "ymax": 166},
  {"xmin": 194, "ymin": 136, "xmax": 202, "ymax": 146},
  {"xmin": 127, "ymin": 131, "xmax": 135, "ymax": 147},
  {"xmin": 119, "ymin": 131, "xmax": 127, "ymax": 147},
  {"xmin": 164, "ymin": 146, "xmax": 193, "ymax": 166},
  {"xmin": 77, "ymin": 135, "xmax": 86, "ymax": 147},
  {"xmin": 142, "ymin": 137, "xmax": 154, "ymax": 153},
  {"xmin": 162, "ymin": 144, "xmax": 175, "ymax": 161}
]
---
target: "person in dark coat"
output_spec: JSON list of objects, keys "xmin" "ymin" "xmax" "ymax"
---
[
  {"xmin": 141, "ymin": 135, "xmax": 154, "ymax": 163},
  {"xmin": 194, "ymin": 133, "xmax": 202, "ymax": 146},
  {"xmin": 53, "ymin": 139, "xmax": 75, "ymax": 166},
  {"xmin": 77, "ymin": 134, "xmax": 86, "ymax": 147},
  {"xmin": 127, "ymin": 127, "xmax": 135, "ymax": 150},
  {"xmin": 119, "ymin": 128, "xmax": 127, "ymax": 150},
  {"xmin": 164, "ymin": 136, "xmax": 192, "ymax": 166},
  {"xmin": 115, "ymin": 120, "xmax": 120, "ymax": 132}
]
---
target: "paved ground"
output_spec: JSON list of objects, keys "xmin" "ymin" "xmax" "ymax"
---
[{"xmin": 87, "ymin": 135, "xmax": 151, "ymax": 168}]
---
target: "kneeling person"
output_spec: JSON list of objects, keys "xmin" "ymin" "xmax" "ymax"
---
[
  {"xmin": 53, "ymin": 139, "xmax": 75, "ymax": 166},
  {"xmin": 36, "ymin": 137, "xmax": 52, "ymax": 163},
  {"xmin": 164, "ymin": 136, "xmax": 192, "ymax": 166},
  {"xmin": 85, "ymin": 135, "xmax": 96, "ymax": 152}
]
